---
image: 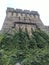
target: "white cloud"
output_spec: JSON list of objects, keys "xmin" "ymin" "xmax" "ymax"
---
[{"xmin": 0, "ymin": 0, "xmax": 49, "ymax": 30}]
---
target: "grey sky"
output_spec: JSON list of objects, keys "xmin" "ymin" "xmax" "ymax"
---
[{"xmin": 0, "ymin": 0, "xmax": 49, "ymax": 30}]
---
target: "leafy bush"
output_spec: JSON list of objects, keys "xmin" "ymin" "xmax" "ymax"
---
[{"xmin": 0, "ymin": 30, "xmax": 49, "ymax": 65}]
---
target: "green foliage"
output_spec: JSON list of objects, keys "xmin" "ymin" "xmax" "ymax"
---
[{"xmin": 0, "ymin": 30, "xmax": 49, "ymax": 65}]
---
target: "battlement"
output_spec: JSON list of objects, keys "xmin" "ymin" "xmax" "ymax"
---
[
  {"xmin": 2, "ymin": 7, "xmax": 49, "ymax": 35},
  {"xmin": 6, "ymin": 7, "xmax": 39, "ymax": 18}
]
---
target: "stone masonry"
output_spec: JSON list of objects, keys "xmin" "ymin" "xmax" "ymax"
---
[{"xmin": 1, "ymin": 7, "xmax": 49, "ymax": 34}]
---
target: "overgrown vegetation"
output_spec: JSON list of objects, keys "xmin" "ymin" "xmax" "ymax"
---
[{"xmin": 0, "ymin": 29, "xmax": 49, "ymax": 65}]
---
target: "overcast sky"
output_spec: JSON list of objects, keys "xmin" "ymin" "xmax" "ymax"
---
[{"xmin": 0, "ymin": 0, "xmax": 49, "ymax": 30}]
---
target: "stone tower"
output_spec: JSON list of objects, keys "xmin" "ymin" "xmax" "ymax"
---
[{"xmin": 1, "ymin": 7, "xmax": 49, "ymax": 34}]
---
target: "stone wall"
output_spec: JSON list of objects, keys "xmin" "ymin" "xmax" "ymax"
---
[{"xmin": 1, "ymin": 7, "xmax": 49, "ymax": 34}]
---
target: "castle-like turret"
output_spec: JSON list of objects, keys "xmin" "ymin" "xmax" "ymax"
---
[{"xmin": 1, "ymin": 7, "xmax": 48, "ymax": 34}]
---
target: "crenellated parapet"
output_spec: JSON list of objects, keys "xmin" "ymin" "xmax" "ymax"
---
[
  {"xmin": 2, "ymin": 7, "xmax": 49, "ymax": 35},
  {"xmin": 6, "ymin": 7, "xmax": 39, "ymax": 19}
]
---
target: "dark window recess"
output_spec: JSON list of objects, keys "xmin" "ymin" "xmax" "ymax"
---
[
  {"xmin": 12, "ymin": 26, "xmax": 14, "ymax": 28},
  {"xmin": 29, "ymin": 18, "xmax": 31, "ymax": 21},
  {"xmin": 19, "ymin": 17, "xmax": 20, "ymax": 20},
  {"xmin": 24, "ymin": 17, "xmax": 26, "ymax": 20}
]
